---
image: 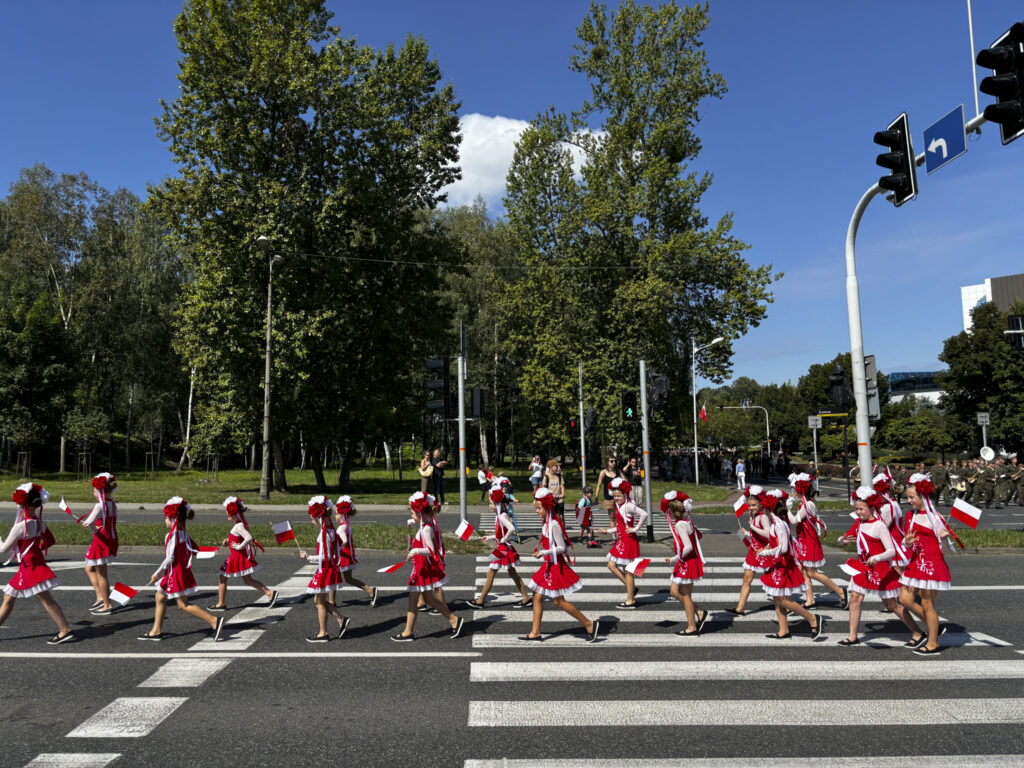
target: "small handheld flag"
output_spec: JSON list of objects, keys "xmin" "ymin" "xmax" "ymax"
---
[
  {"xmin": 110, "ymin": 582, "xmax": 139, "ymax": 605},
  {"xmin": 59, "ymin": 497, "xmax": 88, "ymax": 525},
  {"xmin": 195, "ymin": 546, "xmax": 219, "ymax": 559},
  {"xmin": 377, "ymin": 561, "xmax": 407, "ymax": 574},
  {"xmin": 733, "ymin": 498, "xmax": 748, "ymax": 518},
  {"xmin": 949, "ymin": 499, "xmax": 982, "ymax": 529},
  {"xmin": 839, "ymin": 558, "xmax": 870, "ymax": 577},
  {"xmin": 455, "ymin": 520, "xmax": 475, "ymax": 541},
  {"xmin": 273, "ymin": 521, "xmax": 296, "ymax": 544},
  {"xmin": 625, "ymin": 558, "xmax": 650, "ymax": 577}
]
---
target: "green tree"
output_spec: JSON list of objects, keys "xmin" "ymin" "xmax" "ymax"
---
[
  {"xmin": 499, "ymin": 1, "xmax": 777, "ymax": 453},
  {"xmin": 151, "ymin": 0, "xmax": 462, "ymax": 493}
]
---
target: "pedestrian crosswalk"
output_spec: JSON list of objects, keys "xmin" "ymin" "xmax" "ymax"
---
[
  {"xmin": 478, "ymin": 510, "xmax": 679, "ymax": 537},
  {"xmin": 463, "ymin": 552, "xmax": 1020, "ymax": 765}
]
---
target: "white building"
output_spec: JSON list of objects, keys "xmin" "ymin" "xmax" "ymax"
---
[{"xmin": 961, "ymin": 272, "xmax": 1024, "ymax": 331}]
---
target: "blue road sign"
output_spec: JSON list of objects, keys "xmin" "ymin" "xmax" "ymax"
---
[{"xmin": 923, "ymin": 104, "xmax": 967, "ymax": 175}]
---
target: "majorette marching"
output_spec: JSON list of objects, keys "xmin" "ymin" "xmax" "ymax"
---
[{"xmin": 1, "ymin": 472, "xmax": 971, "ymax": 650}]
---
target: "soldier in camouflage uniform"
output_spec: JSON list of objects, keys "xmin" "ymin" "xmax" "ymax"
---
[
  {"xmin": 1009, "ymin": 455, "xmax": 1023, "ymax": 506},
  {"xmin": 963, "ymin": 459, "xmax": 979, "ymax": 504},
  {"xmin": 892, "ymin": 465, "xmax": 908, "ymax": 503},
  {"xmin": 994, "ymin": 458, "xmax": 1011, "ymax": 509},
  {"xmin": 976, "ymin": 460, "xmax": 997, "ymax": 508},
  {"xmin": 928, "ymin": 460, "xmax": 948, "ymax": 507}
]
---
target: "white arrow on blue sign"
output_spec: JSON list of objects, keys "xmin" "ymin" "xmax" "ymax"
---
[{"xmin": 923, "ymin": 104, "xmax": 967, "ymax": 175}]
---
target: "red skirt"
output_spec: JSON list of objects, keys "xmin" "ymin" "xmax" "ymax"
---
[
  {"xmin": 743, "ymin": 543, "xmax": 772, "ymax": 574},
  {"xmin": 159, "ymin": 565, "xmax": 197, "ymax": 599},
  {"xmin": 760, "ymin": 555, "xmax": 804, "ymax": 597},
  {"xmin": 408, "ymin": 553, "xmax": 447, "ymax": 593},
  {"xmin": 307, "ymin": 564, "xmax": 344, "ymax": 594},
  {"xmin": 85, "ymin": 531, "xmax": 118, "ymax": 566},
  {"xmin": 5, "ymin": 550, "xmax": 59, "ymax": 598},
  {"xmin": 608, "ymin": 535, "xmax": 641, "ymax": 565},
  {"xmin": 220, "ymin": 549, "xmax": 260, "ymax": 578},
  {"xmin": 529, "ymin": 560, "xmax": 582, "ymax": 599},
  {"xmin": 488, "ymin": 542, "xmax": 520, "ymax": 571},
  {"xmin": 671, "ymin": 556, "xmax": 704, "ymax": 584},
  {"xmin": 900, "ymin": 549, "xmax": 951, "ymax": 591},
  {"xmin": 337, "ymin": 547, "xmax": 358, "ymax": 574},
  {"xmin": 793, "ymin": 532, "xmax": 825, "ymax": 568},
  {"xmin": 851, "ymin": 563, "xmax": 901, "ymax": 599}
]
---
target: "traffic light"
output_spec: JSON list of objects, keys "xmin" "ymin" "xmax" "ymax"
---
[
  {"xmin": 873, "ymin": 112, "xmax": 917, "ymax": 207},
  {"xmin": 568, "ymin": 416, "xmax": 579, "ymax": 443},
  {"xmin": 622, "ymin": 391, "xmax": 638, "ymax": 421},
  {"xmin": 426, "ymin": 358, "xmax": 450, "ymax": 419},
  {"xmin": 977, "ymin": 22, "xmax": 1024, "ymax": 145},
  {"xmin": 471, "ymin": 387, "xmax": 485, "ymax": 418},
  {"xmin": 650, "ymin": 374, "xmax": 670, "ymax": 411},
  {"xmin": 584, "ymin": 405, "xmax": 597, "ymax": 431}
]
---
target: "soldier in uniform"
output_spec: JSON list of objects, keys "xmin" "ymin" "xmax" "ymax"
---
[
  {"xmin": 994, "ymin": 458, "xmax": 1011, "ymax": 509},
  {"xmin": 963, "ymin": 459, "xmax": 979, "ymax": 504},
  {"xmin": 946, "ymin": 461, "xmax": 962, "ymax": 503},
  {"xmin": 976, "ymin": 460, "xmax": 997, "ymax": 509},
  {"xmin": 928, "ymin": 460, "xmax": 947, "ymax": 507},
  {"xmin": 892, "ymin": 465, "xmax": 908, "ymax": 504}
]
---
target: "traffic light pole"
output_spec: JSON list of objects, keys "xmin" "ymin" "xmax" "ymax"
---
[
  {"xmin": 578, "ymin": 361, "xmax": 587, "ymax": 489},
  {"xmin": 457, "ymin": 354, "xmax": 467, "ymax": 525},
  {"xmin": 639, "ymin": 360, "xmax": 654, "ymax": 543}
]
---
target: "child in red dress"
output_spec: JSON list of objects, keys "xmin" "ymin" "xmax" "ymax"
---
[
  {"xmin": 597, "ymin": 477, "xmax": 648, "ymax": 608},
  {"xmin": 787, "ymin": 473, "xmax": 846, "ymax": 609},
  {"xmin": 299, "ymin": 496, "xmax": 352, "ymax": 642},
  {"xmin": 726, "ymin": 485, "xmax": 771, "ymax": 616},
  {"xmin": 327, "ymin": 495, "xmax": 377, "ymax": 608},
  {"xmin": 210, "ymin": 496, "xmax": 276, "ymax": 612},
  {"xmin": 84, "ymin": 472, "xmax": 119, "ymax": 615},
  {"xmin": 465, "ymin": 486, "xmax": 532, "ymax": 609},
  {"xmin": 0, "ymin": 484, "xmax": 74, "ymax": 644},
  {"xmin": 662, "ymin": 491, "xmax": 708, "ymax": 636},
  {"xmin": 140, "ymin": 497, "xmax": 225, "ymax": 642}
]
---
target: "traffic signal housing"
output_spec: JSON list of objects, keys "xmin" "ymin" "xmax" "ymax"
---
[
  {"xmin": 622, "ymin": 391, "xmax": 638, "ymax": 422},
  {"xmin": 650, "ymin": 374, "xmax": 670, "ymax": 411},
  {"xmin": 426, "ymin": 358, "xmax": 450, "ymax": 419},
  {"xmin": 471, "ymin": 387, "xmax": 485, "ymax": 418},
  {"xmin": 977, "ymin": 22, "xmax": 1024, "ymax": 145},
  {"xmin": 568, "ymin": 416, "xmax": 579, "ymax": 443},
  {"xmin": 873, "ymin": 112, "xmax": 917, "ymax": 207}
]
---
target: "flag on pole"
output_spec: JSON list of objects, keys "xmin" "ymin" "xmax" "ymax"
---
[
  {"xmin": 455, "ymin": 520, "xmax": 475, "ymax": 541},
  {"xmin": 59, "ymin": 497, "xmax": 88, "ymax": 525},
  {"xmin": 839, "ymin": 558, "xmax": 870, "ymax": 577},
  {"xmin": 109, "ymin": 582, "xmax": 139, "ymax": 605},
  {"xmin": 949, "ymin": 499, "xmax": 982, "ymax": 529},
  {"xmin": 195, "ymin": 546, "xmax": 219, "ymax": 559},
  {"xmin": 699, "ymin": 401, "xmax": 707, "ymax": 423},
  {"xmin": 625, "ymin": 558, "xmax": 650, "ymax": 577},
  {"xmin": 377, "ymin": 561, "xmax": 407, "ymax": 574},
  {"xmin": 733, "ymin": 498, "xmax": 749, "ymax": 518},
  {"xmin": 273, "ymin": 521, "xmax": 296, "ymax": 543}
]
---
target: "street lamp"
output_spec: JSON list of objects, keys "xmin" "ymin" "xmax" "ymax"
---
[
  {"xmin": 718, "ymin": 404, "xmax": 771, "ymax": 468},
  {"xmin": 256, "ymin": 235, "xmax": 284, "ymax": 499},
  {"xmin": 692, "ymin": 335, "xmax": 724, "ymax": 485}
]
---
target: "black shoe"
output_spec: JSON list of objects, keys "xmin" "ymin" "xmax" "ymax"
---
[
  {"xmin": 369, "ymin": 587, "xmax": 378, "ymax": 608},
  {"xmin": 417, "ymin": 604, "xmax": 430, "ymax": 613},
  {"xmin": 765, "ymin": 632, "xmax": 792, "ymax": 639},
  {"xmin": 267, "ymin": 591, "xmax": 279, "ymax": 609},
  {"xmin": 724, "ymin": 607, "xmax": 745, "ymax": 616},
  {"xmin": 513, "ymin": 599, "xmax": 533, "ymax": 609},
  {"xmin": 586, "ymin": 619, "xmax": 601, "ymax": 643},
  {"xmin": 336, "ymin": 617, "xmax": 352, "ymax": 640},
  {"xmin": 464, "ymin": 599, "xmax": 486, "ymax": 609},
  {"xmin": 450, "ymin": 616, "xmax": 465, "ymax": 639},
  {"xmin": 675, "ymin": 628, "xmax": 700, "ymax": 637},
  {"xmin": 429, "ymin": 609, "xmax": 442, "ymax": 616},
  {"xmin": 88, "ymin": 600, "xmax": 103, "ymax": 611},
  {"xmin": 838, "ymin": 637, "xmax": 860, "ymax": 646},
  {"xmin": 904, "ymin": 634, "xmax": 925, "ymax": 648},
  {"xmin": 213, "ymin": 616, "xmax": 226, "ymax": 642},
  {"xmin": 517, "ymin": 634, "xmax": 542, "ymax": 642},
  {"xmin": 138, "ymin": 632, "xmax": 163, "ymax": 641},
  {"xmin": 695, "ymin": 610, "xmax": 710, "ymax": 634},
  {"xmin": 47, "ymin": 630, "xmax": 76, "ymax": 645},
  {"xmin": 306, "ymin": 633, "xmax": 330, "ymax": 643},
  {"xmin": 390, "ymin": 633, "xmax": 415, "ymax": 642},
  {"xmin": 838, "ymin": 588, "xmax": 849, "ymax": 610},
  {"xmin": 208, "ymin": 604, "xmax": 228, "ymax": 612},
  {"xmin": 616, "ymin": 601, "xmax": 638, "ymax": 609},
  {"xmin": 90, "ymin": 605, "xmax": 116, "ymax": 616},
  {"xmin": 812, "ymin": 616, "xmax": 826, "ymax": 640},
  {"xmin": 913, "ymin": 645, "xmax": 942, "ymax": 656}
]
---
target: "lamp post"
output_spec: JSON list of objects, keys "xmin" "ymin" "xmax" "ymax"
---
[
  {"xmin": 692, "ymin": 336, "xmax": 724, "ymax": 485},
  {"xmin": 719, "ymin": 404, "xmax": 771, "ymax": 465},
  {"xmin": 256, "ymin": 235, "xmax": 283, "ymax": 499}
]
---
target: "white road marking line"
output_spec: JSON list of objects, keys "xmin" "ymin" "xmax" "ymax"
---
[
  {"xmin": 189, "ymin": 628, "xmax": 265, "ymax": 651},
  {"xmin": 471, "ymin": 608, "xmax": 885, "ymax": 622},
  {"xmin": 24, "ymin": 754, "xmax": 121, "ymax": 767},
  {"xmin": 463, "ymin": 757, "xmax": 1024, "ymax": 767},
  {"xmin": 474, "ymin": 566, "xmax": 751, "ymax": 574},
  {"xmin": 471, "ymin": 631, "xmax": 1007, "ymax": 649},
  {"xmin": 467, "ymin": 591, "xmax": 846, "ymax": 604},
  {"xmin": 473, "ymin": 577, "xmax": 801, "ymax": 587},
  {"xmin": 4, "ymin": 561, "xmax": 153, "ymax": 572},
  {"xmin": 468, "ymin": 697, "xmax": 1024, "ymax": 727},
  {"xmin": 0, "ymin": 651, "xmax": 481, "ymax": 659},
  {"xmin": 474, "ymin": 555, "xmax": 741, "ymax": 563},
  {"xmin": 225, "ymin": 606, "xmax": 290, "ymax": 625},
  {"xmin": 67, "ymin": 696, "xmax": 188, "ymax": 738},
  {"xmin": 138, "ymin": 658, "xmax": 233, "ymax": 687},
  {"xmin": 470, "ymin": 659, "xmax": 1024, "ymax": 682}
]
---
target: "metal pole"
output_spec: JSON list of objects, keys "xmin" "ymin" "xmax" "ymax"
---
[
  {"xmin": 639, "ymin": 360, "xmax": 654, "ymax": 543},
  {"xmin": 967, "ymin": 0, "xmax": 980, "ymax": 119},
  {"xmin": 692, "ymin": 338, "xmax": 699, "ymax": 486},
  {"xmin": 260, "ymin": 255, "xmax": 277, "ymax": 500},
  {"xmin": 812, "ymin": 427, "xmax": 819, "ymax": 471},
  {"xmin": 982, "ymin": 423, "xmax": 988, "ymax": 449},
  {"xmin": 844, "ymin": 417, "xmax": 851, "ymax": 498},
  {"xmin": 458, "ymin": 354, "xmax": 467, "ymax": 524},
  {"xmin": 578, "ymin": 361, "xmax": 586, "ymax": 488}
]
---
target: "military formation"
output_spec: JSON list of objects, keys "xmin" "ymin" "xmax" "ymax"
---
[{"xmin": 885, "ymin": 454, "xmax": 1023, "ymax": 509}]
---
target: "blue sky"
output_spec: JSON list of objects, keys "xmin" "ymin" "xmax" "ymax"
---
[{"xmin": 2, "ymin": 1, "xmax": 1022, "ymax": 391}]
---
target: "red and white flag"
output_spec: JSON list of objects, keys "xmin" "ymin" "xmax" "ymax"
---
[
  {"xmin": 110, "ymin": 582, "xmax": 139, "ymax": 605},
  {"xmin": 195, "ymin": 546, "xmax": 219, "ymax": 559},
  {"xmin": 376, "ymin": 561, "xmax": 407, "ymax": 574},
  {"xmin": 733, "ymin": 498, "xmax": 748, "ymax": 518},
  {"xmin": 839, "ymin": 558, "xmax": 870, "ymax": 577},
  {"xmin": 950, "ymin": 499, "xmax": 982, "ymax": 529},
  {"xmin": 273, "ymin": 521, "xmax": 296, "ymax": 543},
  {"xmin": 625, "ymin": 558, "xmax": 650, "ymax": 577},
  {"xmin": 699, "ymin": 401, "xmax": 707, "ymax": 423},
  {"xmin": 59, "ymin": 497, "xmax": 87, "ymax": 524},
  {"xmin": 455, "ymin": 520, "xmax": 475, "ymax": 541}
]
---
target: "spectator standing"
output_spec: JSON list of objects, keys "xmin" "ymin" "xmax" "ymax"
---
[
  {"xmin": 595, "ymin": 456, "xmax": 624, "ymax": 528},
  {"xmin": 431, "ymin": 449, "xmax": 448, "ymax": 505},
  {"xmin": 625, "ymin": 456, "xmax": 644, "ymax": 509},
  {"xmin": 417, "ymin": 451, "xmax": 433, "ymax": 494},
  {"xmin": 735, "ymin": 458, "xmax": 746, "ymax": 489},
  {"xmin": 543, "ymin": 460, "xmax": 566, "ymax": 521},
  {"xmin": 528, "ymin": 456, "xmax": 544, "ymax": 492},
  {"xmin": 477, "ymin": 463, "xmax": 489, "ymax": 502}
]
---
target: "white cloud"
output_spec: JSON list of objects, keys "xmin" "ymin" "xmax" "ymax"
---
[{"xmin": 442, "ymin": 113, "xmax": 530, "ymax": 209}]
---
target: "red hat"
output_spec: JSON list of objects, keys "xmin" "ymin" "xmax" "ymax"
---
[
  {"xmin": 907, "ymin": 473, "xmax": 935, "ymax": 498},
  {"xmin": 851, "ymin": 486, "xmax": 885, "ymax": 509},
  {"xmin": 163, "ymin": 496, "xmax": 189, "ymax": 518},
  {"xmin": 92, "ymin": 473, "xmax": 117, "ymax": 493},
  {"xmin": 223, "ymin": 496, "xmax": 245, "ymax": 516},
  {"xmin": 489, "ymin": 487, "xmax": 505, "ymax": 503},
  {"xmin": 534, "ymin": 487, "xmax": 556, "ymax": 509},
  {"xmin": 307, "ymin": 495, "xmax": 333, "ymax": 518},
  {"xmin": 335, "ymin": 495, "xmax": 353, "ymax": 514},
  {"xmin": 408, "ymin": 491, "xmax": 430, "ymax": 514},
  {"xmin": 609, "ymin": 477, "xmax": 632, "ymax": 497},
  {"xmin": 12, "ymin": 482, "xmax": 45, "ymax": 507}
]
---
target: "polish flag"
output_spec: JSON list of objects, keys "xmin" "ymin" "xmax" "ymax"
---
[
  {"xmin": 839, "ymin": 558, "xmax": 870, "ymax": 577},
  {"xmin": 194, "ymin": 546, "xmax": 219, "ymax": 559},
  {"xmin": 733, "ymin": 498, "xmax": 748, "ymax": 518},
  {"xmin": 950, "ymin": 499, "xmax": 982, "ymax": 529},
  {"xmin": 699, "ymin": 402, "xmax": 707, "ymax": 423},
  {"xmin": 625, "ymin": 558, "xmax": 650, "ymax": 577},
  {"xmin": 377, "ymin": 561, "xmax": 407, "ymax": 574},
  {"xmin": 59, "ymin": 497, "xmax": 87, "ymax": 524},
  {"xmin": 109, "ymin": 582, "xmax": 139, "ymax": 605},
  {"xmin": 273, "ymin": 521, "xmax": 295, "ymax": 543},
  {"xmin": 455, "ymin": 520, "xmax": 475, "ymax": 541}
]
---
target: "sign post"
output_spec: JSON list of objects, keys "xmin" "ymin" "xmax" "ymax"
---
[
  {"xmin": 977, "ymin": 411, "xmax": 990, "ymax": 450},
  {"xmin": 924, "ymin": 105, "xmax": 968, "ymax": 174},
  {"xmin": 808, "ymin": 415, "xmax": 823, "ymax": 470}
]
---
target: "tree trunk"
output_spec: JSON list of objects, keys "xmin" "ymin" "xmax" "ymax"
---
[
  {"xmin": 479, "ymin": 421, "xmax": 489, "ymax": 467},
  {"xmin": 383, "ymin": 441, "xmax": 393, "ymax": 473},
  {"xmin": 337, "ymin": 442, "xmax": 356, "ymax": 491},
  {"xmin": 299, "ymin": 430, "xmax": 307, "ymax": 471},
  {"xmin": 177, "ymin": 368, "xmax": 195, "ymax": 472},
  {"xmin": 272, "ymin": 439, "xmax": 287, "ymax": 491},
  {"xmin": 397, "ymin": 441, "xmax": 404, "ymax": 481},
  {"xmin": 125, "ymin": 382, "xmax": 134, "ymax": 471},
  {"xmin": 60, "ymin": 435, "xmax": 67, "ymax": 473},
  {"xmin": 311, "ymin": 445, "xmax": 327, "ymax": 492}
]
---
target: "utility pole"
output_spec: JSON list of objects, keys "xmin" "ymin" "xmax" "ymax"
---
[
  {"xmin": 639, "ymin": 360, "xmax": 654, "ymax": 543},
  {"xmin": 578, "ymin": 361, "xmax": 587, "ymax": 488}
]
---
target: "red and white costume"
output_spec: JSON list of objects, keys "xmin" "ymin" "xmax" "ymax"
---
[
  {"xmin": 2, "ymin": 485, "xmax": 58, "ymax": 598},
  {"xmin": 848, "ymin": 516, "xmax": 901, "ymax": 600},
  {"xmin": 607, "ymin": 479, "xmax": 647, "ymax": 566},
  {"xmin": 787, "ymin": 475, "xmax": 826, "ymax": 568},
  {"xmin": 407, "ymin": 492, "xmax": 447, "ymax": 592},
  {"xmin": 84, "ymin": 473, "xmax": 118, "ymax": 566},
  {"xmin": 759, "ymin": 514, "xmax": 805, "ymax": 598},
  {"xmin": 151, "ymin": 498, "xmax": 199, "ymax": 599},
  {"xmin": 484, "ymin": 490, "xmax": 521, "ymax": 571},
  {"xmin": 742, "ymin": 485, "xmax": 772, "ymax": 574},
  {"xmin": 669, "ymin": 517, "xmax": 705, "ymax": 585},
  {"xmin": 305, "ymin": 496, "xmax": 344, "ymax": 594},
  {"xmin": 334, "ymin": 496, "xmax": 359, "ymax": 573},
  {"xmin": 219, "ymin": 498, "xmax": 260, "ymax": 578},
  {"xmin": 529, "ymin": 509, "xmax": 582, "ymax": 599},
  {"xmin": 899, "ymin": 474, "xmax": 953, "ymax": 591}
]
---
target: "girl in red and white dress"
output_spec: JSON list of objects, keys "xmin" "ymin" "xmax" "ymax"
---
[
  {"xmin": 872, "ymin": 473, "xmax": 910, "ymax": 571},
  {"xmin": 597, "ymin": 477, "xmax": 648, "ymax": 608},
  {"xmin": 391, "ymin": 492, "xmax": 464, "ymax": 642},
  {"xmin": 299, "ymin": 496, "xmax": 352, "ymax": 642},
  {"xmin": 210, "ymin": 496, "xmax": 276, "ymax": 612},
  {"xmin": 140, "ymin": 497, "xmax": 225, "ymax": 642},
  {"xmin": 726, "ymin": 485, "xmax": 771, "ymax": 616},
  {"xmin": 465, "ymin": 486, "xmax": 532, "ymax": 609},
  {"xmin": 661, "ymin": 491, "xmax": 708, "ymax": 636},
  {"xmin": 519, "ymin": 487, "xmax": 599, "ymax": 643},
  {"xmin": 756, "ymin": 489, "xmax": 825, "ymax": 640},
  {"xmin": 899, "ymin": 473, "xmax": 954, "ymax": 656},
  {"xmin": 327, "ymin": 495, "xmax": 377, "ymax": 608},
  {"xmin": 84, "ymin": 472, "xmax": 119, "ymax": 615},
  {"xmin": 787, "ymin": 473, "xmax": 846, "ymax": 609},
  {"xmin": 0, "ymin": 484, "xmax": 74, "ymax": 644},
  {"xmin": 837, "ymin": 487, "xmax": 916, "ymax": 646}
]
